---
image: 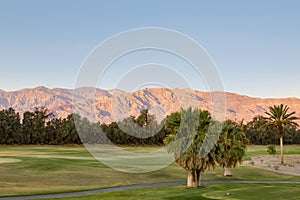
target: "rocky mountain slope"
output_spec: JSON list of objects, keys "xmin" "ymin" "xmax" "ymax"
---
[{"xmin": 0, "ymin": 86, "xmax": 299, "ymax": 124}]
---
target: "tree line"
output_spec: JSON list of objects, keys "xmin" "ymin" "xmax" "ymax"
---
[
  {"xmin": 0, "ymin": 107, "xmax": 167, "ymax": 145},
  {"xmin": 0, "ymin": 107, "xmax": 81, "ymax": 145},
  {"xmin": 0, "ymin": 106, "xmax": 299, "ymax": 146},
  {"xmin": 244, "ymin": 115, "xmax": 300, "ymax": 145}
]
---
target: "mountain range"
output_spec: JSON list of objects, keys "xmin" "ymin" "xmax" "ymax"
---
[{"xmin": 0, "ymin": 86, "xmax": 300, "ymax": 124}]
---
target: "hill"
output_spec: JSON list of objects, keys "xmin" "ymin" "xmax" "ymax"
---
[{"xmin": 0, "ymin": 86, "xmax": 299, "ymax": 124}]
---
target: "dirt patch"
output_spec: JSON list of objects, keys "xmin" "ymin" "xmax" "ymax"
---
[
  {"xmin": 243, "ymin": 155, "xmax": 300, "ymax": 176},
  {"xmin": 0, "ymin": 158, "xmax": 21, "ymax": 164}
]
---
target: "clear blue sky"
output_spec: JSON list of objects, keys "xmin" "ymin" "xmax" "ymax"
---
[{"xmin": 0, "ymin": 0, "xmax": 299, "ymax": 98}]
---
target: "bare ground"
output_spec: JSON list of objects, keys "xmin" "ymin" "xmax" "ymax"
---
[
  {"xmin": 243, "ymin": 155, "xmax": 300, "ymax": 176},
  {"xmin": 0, "ymin": 158, "xmax": 21, "ymax": 164}
]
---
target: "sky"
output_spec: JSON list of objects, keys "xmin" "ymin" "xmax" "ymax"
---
[{"xmin": 0, "ymin": 0, "xmax": 299, "ymax": 98}]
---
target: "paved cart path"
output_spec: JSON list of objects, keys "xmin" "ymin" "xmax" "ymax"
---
[{"xmin": 1, "ymin": 180, "xmax": 300, "ymax": 200}]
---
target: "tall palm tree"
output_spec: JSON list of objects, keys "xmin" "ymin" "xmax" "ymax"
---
[{"xmin": 265, "ymin": 104, "xmax": 298, "ymax": 164}]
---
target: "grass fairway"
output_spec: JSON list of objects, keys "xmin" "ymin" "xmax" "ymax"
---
[
  {"xmin": 43, "ymin": 184, "xmax": 300, "ymax": 200},
  {"xmin": 244, "ymin": 145, "xmax": 300, "ymax": 159},
  {"xmin": 0, "ymin": 145, "xmax": 299, "ymax": 198},
  {"xmin": 0, "ymin": 145, "xmax": 186, "ymax": 197}
]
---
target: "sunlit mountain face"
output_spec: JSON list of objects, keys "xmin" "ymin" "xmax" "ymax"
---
[{"xmin": 0, "ymin": 86, "xmax": 299, "ymax": 124}]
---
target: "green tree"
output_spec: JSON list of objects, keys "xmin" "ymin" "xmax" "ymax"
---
[
  {"xmin": 22, "ymin": 111, "xmax": 34, "ymax": 144},
  {"xmin": 136, "ymin": 109, "xmax": 151, "ymax": 127},
  {"xmin": 22, "ymin": 107, "xmax": 53, "ymax": 144},
  {"xmin": 265, "ymin": 104, "xmax": 299, "ymax": 164},
  {"xmin": 0, "ymin": 108, "xmax": 22, "ymax": 144},
  {"xmin": 64, "ymin": 114, "xmax": 81, "ymax": 144},
  {"xmin": 245, "ymin": 115, "xmax": 277, "ymax": 144},
  {"xmin": 45, "ymin": 117, "xmax": 62, "ymax": 144},
  {"xmin": 164, "ymin": 108, "xmax": 217, "ymax": 187},
  {"xmin": 107, "ymin": 109, "xmax": 165, "ymax": 145},
  {"xmin": 267, "ymin": 144, "xmax": 277, "ymax": 156},
  {"xmin": 217, "ymin": 120, "xmax": 248, "ymax": 176},
  {"xmin": 164, "ymin": 111, "xmax": 181, "ymax": 138}
]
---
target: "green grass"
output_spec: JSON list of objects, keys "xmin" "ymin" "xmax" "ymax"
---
[
  {"xmin": 43, "ymin": 184, "xmax": 300, "ymax": 200},
  {"xmin": 244, "ymin": 144, "xmax": 300, "ymax": 160},
  {"xmin": 0, "ymin": 145, "xmax": 299, "ymax": 198},
  {"xmin": 0, "ymin": 145, "xmax": 186, "ymax": 197}
]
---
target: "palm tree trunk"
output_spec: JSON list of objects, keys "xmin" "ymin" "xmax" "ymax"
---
[
  {"xmin": 223, "ymin": 167, "xmax": 232, "ymax": 176},
  {"xmin": 280, "ymin": 136, "xmax": 284, "ymax": 164},
  {"xmin": 196, "ymin": 170, "xmax": 201, "ymax": 186},
  {"xmin": 187, "ymin": 170, "xmax": 193, "ymax": 187},
  {"xmin": 279, "ymin": 127, "xmax": 284, "ymax": 164},
  {"xmin": 187, "ymin": 170, "xmax": 197, "ymax": 187}
]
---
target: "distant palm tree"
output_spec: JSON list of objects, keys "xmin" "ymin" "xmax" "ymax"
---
[
  {"xmin": 136, "ymin": 109, "xmax": 151, "ymax": 127},
  {"xmin": 265, "ymin": 104, "xmax": 298, "ymax": 164},
  {"xmin": 217, "ymin": 120, "xmax": 248, "ymax": 176},
  {"xmin": 164, "ymin": 111, "xmax": 181, "ymax": 139}
]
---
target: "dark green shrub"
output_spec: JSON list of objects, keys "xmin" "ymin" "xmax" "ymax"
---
[{"xmin": 267, "ymin": 144, "xmax": 277, "ymax": 156}]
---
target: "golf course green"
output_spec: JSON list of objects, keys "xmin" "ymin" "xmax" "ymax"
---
[{"xmin": 0, "ymin": 145, "xmax": 299, "ymax": 199}]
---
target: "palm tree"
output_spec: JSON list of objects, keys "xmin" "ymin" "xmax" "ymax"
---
[
  {"xmin": 216, "ymin": 120, "xmax": 248, "ymax": 176},
  {"xmin": 136, "ymin": 109, "xmax": 151, "ymax": 127},
  {"xmin": 164, "ymin": 111, "xmax": 181, "ymax": 138},
  {"xmin": 265, "ymin": 104, "xmax": 298, "ymax": 164},
  {"xmin": 164, "ymin": 108, "xmax": 217, "ymax": 187}
]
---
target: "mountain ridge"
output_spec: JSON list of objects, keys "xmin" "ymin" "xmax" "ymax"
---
[{"xmin": 0, "ymin": 86, "xmax": 299, "ymax": 124}]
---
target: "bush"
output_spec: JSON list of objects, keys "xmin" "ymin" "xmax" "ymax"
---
[{"xmin": 267, "ymin": 144, "xmax": 277, "ymax": 156}]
